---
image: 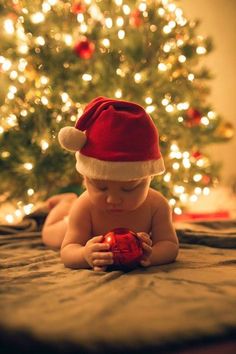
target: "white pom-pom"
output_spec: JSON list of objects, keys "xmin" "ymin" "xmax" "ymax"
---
[{"xmin": 58, "ymin": 127, "xmax": 87, "ymax": 151}]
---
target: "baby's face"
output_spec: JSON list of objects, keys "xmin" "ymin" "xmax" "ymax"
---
[{"xmin": 84, "ymin": 176, "xmax": 152, "ymax": 213}]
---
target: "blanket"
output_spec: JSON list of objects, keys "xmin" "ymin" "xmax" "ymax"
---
[{"xmin": 0, "ymin": 213, "xmax": 236, "ymax": 354}]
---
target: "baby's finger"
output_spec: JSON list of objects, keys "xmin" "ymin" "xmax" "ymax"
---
[
  {"xmin": 140, "ymin": 259, "xmax": 151, "ymax": 267},
  {"xmin": 92, "ymin": 252, "xmax": 113, "ymax": 260},
  {"xmin": 91, "ymin": 243, "xmax": 110, "ymax": 252},
  {"xmin": 93, "ymin": 266, "xmax": 106, "ymax": 272},
  {"xmin": 137, "ymin": 233, "xmax": 152, "ymax": 246},
  {"xmin": 89, "ymin": 235, "xmax": 104, "ymax": 244},
  {"xmin": 93, "ymin": 258, "xmax": 113, "ymax": 266},
  {"xmin": 142, "ymin": 242, "xmax": 152, "ymax": 255}
]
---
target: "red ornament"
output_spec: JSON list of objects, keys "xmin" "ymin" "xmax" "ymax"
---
[
  {"xmin": 129, "ymin": 9, "xmax": 143, "ymax": 28},
  {"xmin": 71, "ymin": 1, "xmax": 86, "ymax": 14},
  {"xmin": 74, "ymin": 38, "xmax": 95, "ymax": 59},
  {"xmin": 192, "ymin": 150, "xmax": 202, "ymax": 160},
  {"xmin": 102, "ymin": 228, "xmax": 143, "ymax": 270},
  {"xmin": 202, "ymin": 175, "xmax": 211, "ymax": 185},
  {"xmin": 186, "ymin": 108, "xmax": 201, "ymax": 127}
]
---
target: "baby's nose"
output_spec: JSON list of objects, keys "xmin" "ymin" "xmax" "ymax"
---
[{"xmin": 106, "ymin": 193, "xmax": 122, "ymax": 205}]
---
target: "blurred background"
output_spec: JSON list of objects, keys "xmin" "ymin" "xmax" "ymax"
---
[{"xmin": 182, "ymin": 0, "xmax": 236, "ymax": 188}]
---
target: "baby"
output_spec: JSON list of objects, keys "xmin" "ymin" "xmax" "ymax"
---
[{"xmin": 42, "ymin": 97, "xmax": 179, "ymax": 271}]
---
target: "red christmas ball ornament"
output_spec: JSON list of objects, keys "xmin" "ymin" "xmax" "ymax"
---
[
  {"xmin": 102, "ymin": 228, "xmax": 143, "ymax": 270},
  {"xmin": 192, "ymin": 150, "xmax": 202, "ymax": 160},
  {"xmin": 129, "ymin": 9, "xmax": 143, "ymax": 28},
  {"xmin": 71, "ymin": 1, "xmax": 86, "ymax": 14},
  {"xmin": 186, "ymin": 108, "xmax": 201, "ymax": 127},
  {"xmin": 74, "ymin": 38, "xmax": 95, "ymax": 59},
  {"xmin": 202, "ymin": 175, "xmax": 211, "ymax": 185}
]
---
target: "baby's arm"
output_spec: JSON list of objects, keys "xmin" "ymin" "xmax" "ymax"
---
[
  {"xmin": 149, "ymin": 195, "xmax": 179, "ymax": 266},
  {"xmin": 60, "ymin": 194, "xmax": 113, "ymax": 270}
]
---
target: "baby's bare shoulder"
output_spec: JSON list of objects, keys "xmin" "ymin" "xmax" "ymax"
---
[
  {"xmin": 69, "ymin": 191, "xmax": 91, "ymax": 214},
  {"xmin": 147, "ymin": 188, "xmax": 170, "ymax": 213}
]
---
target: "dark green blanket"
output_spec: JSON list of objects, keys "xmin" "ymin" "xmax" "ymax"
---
[{"xmin": 0, "ymin": 213, "xmax": 236, "ymax": 354}]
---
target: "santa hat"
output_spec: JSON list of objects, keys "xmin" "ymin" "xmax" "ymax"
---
[{"xmin": 58, "ymin": 97, "xmax": 165, "ymax": 181}]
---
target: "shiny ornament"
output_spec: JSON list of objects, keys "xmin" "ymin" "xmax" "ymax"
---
[
  {"xmin": 71, "ymin": 1, "xmax": 86, "ymax": 14},
  {"xmin": 186, "ymin": 108, "xmax": 201, "ymax": 127},
  {"xmin": 192, "ymin": 151, "xmax": 202, "ymax": 160},
  {"xmin": 102, "ymin": 228, "xmax": 143, "ymax": 270},
  {"xmin": 202, "ymin": 175, "xmax": 211, "ymax": 185},
  {"xmin": 129, "ymin": 9, "xmax": 143, "ymax": 28},
  {"xmin": 214, "ymin": 122, "xmax": 234, "ymax": 140},
  {"xmin": 74, "ymin": 39, "xmax": 95, "ymax": 59}
]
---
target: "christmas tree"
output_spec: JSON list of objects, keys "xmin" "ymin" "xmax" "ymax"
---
[{"xmin": 0, "ymin": 0, "xmax": 233, "ymax": 223}]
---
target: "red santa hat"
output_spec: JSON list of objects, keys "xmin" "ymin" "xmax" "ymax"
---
[{"xmin": 58, "ymin": 97, "xmax": 165, "ymax": 181}]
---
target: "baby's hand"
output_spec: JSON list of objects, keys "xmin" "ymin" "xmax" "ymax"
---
[
  {"xmin": 137, "ymin": 232, "xmax": 152, "ymax": 267},
  {"xmin": 83, "ymin": 235, "xmax": 113, "ymax": 272}
]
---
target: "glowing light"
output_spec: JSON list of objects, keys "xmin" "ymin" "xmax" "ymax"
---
[
  {"xmin": 115, "ymin": 89, "xmax": 122, "ymax": 98},
  {"xmin": 123, "ymin": 5, "xmax": 131, "ymax": 15},
  {"xmin": 116, "ymin": 17, "xmax": 124, "ymax": 27},
  {"xmin": 105, "ymin": 18, "xmax": 113, "ymax": 29},
  {"xmin": 163, "ymin": 25, "xmax": 171, "ymax": 34},
  {"xmin": 174, "ymin": 207, "xmax": 182, "ymax": 215},
  {"xmin": 194, "ymin": 187, "xmax": 202, "ymax": 195},
  {"xmin": 164, "ymin": 173, "xmax": 171, "ymax": 182},
  {"xmin": 180, "ymin": 194, "xmax": 188, "ymax": 203},
  {"xmin": 145, "ymin": 97, "xmax": 153, "ymax": 105},
  {"xmin": 40, "ymin": 76, "xmax": 49, "ymax": 85},
  {"xmin": 4, "ymin": 19, "xmax": 14, "ymax": 34},
  {"xmin": 178, "ymin": 55, "xmax": 186, "ymax": 63},
  {"xmin": 31, "ymin": 12, "xmax": 45, "ymax": 24},
  {"xmin": 146, "ymin": 105, "xmax": 155, "ymax": 114},
  {"xmin": 201, "ymin": 116, "xmax": 209, "ymax": 125},
  {"xmin": 77, "ymin": 14, "xmax": 84, "ymax": 23},
  {"xmin": 188, "ymin": 73, "xmax": 194, "ymax": 81},
  {"xmin": 42, "ymin": 2, "xmax": 51, "ymax": 12},
  {"xmin": 172, "ymin": 162, "xmax": 180, "ymax": 170},
  {"xmin": 41, "ymin": 96, "xmax": 49, "ymax": 105},
  {"xmin": 203, "ymin": 187, "xmax": 210, "ymax": 196},
  {"xmin": 24, "ymin": 163, "xmax": 33, "ymax": 170},
  {"xmin": 61, "ymin": 92, "xmax": 69, "ymax": 103},
  {"xmin": 118, "ymin": 30, "xmax": 125, "ymax": 39},
  {"xmin": 208, "ymin": 111, "xmax": 216, "ymax": 119},
  {"xmin": 177, "ymin": 102, "xmax": 189, "ymax": 110},
  {"xmin": 158, "ymin": 8, "xmax": 165, "ymax": 17},
  {"xmin": 102, "ymin": 38, "xmax": 110, "ymax": 47},
  {"xmin": 134, "ymin": 73, "xmax": 142, "ymax": 83},
  {"xmin": 23, "ymin": 203, "xmax": 34, "ymax": 215},
  {"xmin": 168, "ymin": 3, "xmax": 176, "ymax": 12},
  {"xmin": 196, "ymin": 46, "xmax": 207, "ymax": 55},
  {"xmin": 64, "ymin": 34, "xmax": 73, "ymax": 46},
  {"xmin": 174, "ymin": 185, "xmax": 185, "ymax": 194},
  {"xmin": 10, "ymin": 70, "xmax": 18, "ymax": 79},
  {"xmin": 6, "ymin": 214, "xmax": 14, "ymax": 223},
  {"xmin": 169, "ymin": 199, "xmax": 176, "ymax": 206},
  {"xmin": 158, "ymin": 63, "xmax": 167, "ymax": 71},
  {"xmin": 193, "ymin": 174, "xmax": 202, "ymax": 182},
  {"xmin": 115, "ymin": 0, "xmax": 123, "ymax": 6},
  {"xmin": 40, "ymin": 139, "xmax": 49, "ymax": 151},
  {"xmin": 166, "ymin": 104, "xmax": 174, "ymax": 113},
  {"xmin": 162, "ymin": 98, "xmax": 169, "ymax": 106},
  {"xmin": 168, "ymin": 21, "xmax": 176, "ymax": 29},
  {"xmin": 139, "ymin": 2, "xmax": 147, "ymax": 11},
  {"xmin": 82, "ymin": 73, "xmax": 92, "ymax": 81},
  {"xmin": 183, "ymin": 159, "xmax": 191, "ymax": 169},
  {"xmin": 2, "ymin": 59, "xmax": 12, "ymax": 71},
  {"xmin": 189, "ymin": 194, "xmax": 198, "ymax": 203},
  {"xmin": 27, "ymin": 189, "xmax": 34, "ymax": 196}
]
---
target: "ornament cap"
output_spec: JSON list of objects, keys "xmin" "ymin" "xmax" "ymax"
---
[{"xmin": 58, "ymin": 126, "xmax": 86, "ymax": 151}]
